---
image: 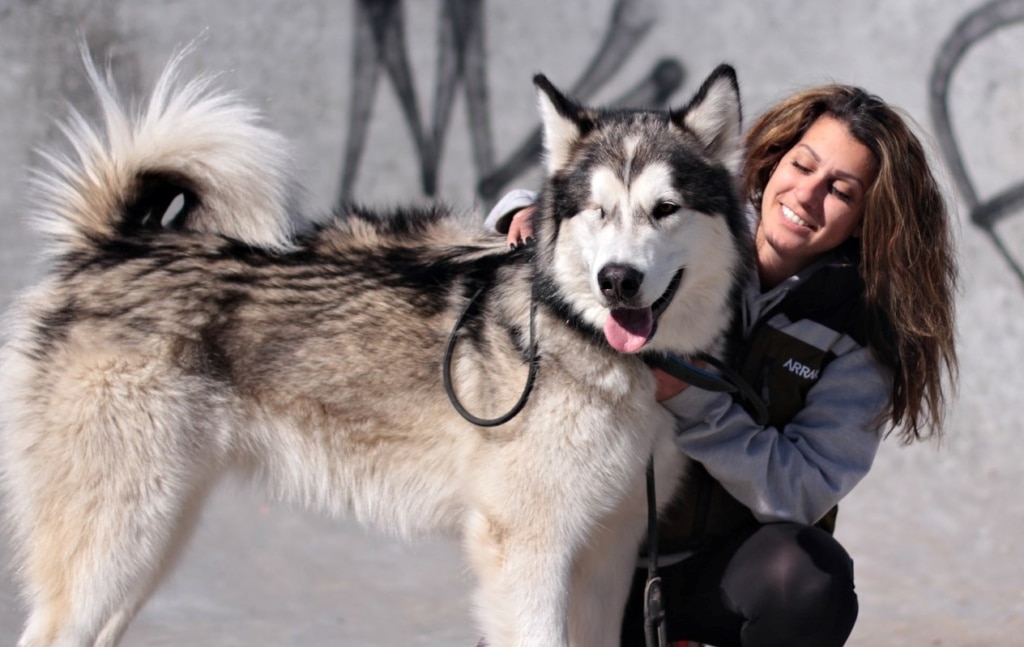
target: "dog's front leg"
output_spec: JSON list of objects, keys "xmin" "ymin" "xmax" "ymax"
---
[
  {"xmin": 465, "ymin": 507, "xmax": 576, "ymax": 647},
  {"xmin": 568, "ymin": 424, "xmax": 687, "ymax": 647},
  {"xmin": 566, "ymin": 478, "xmax": 650, "ymax": 647}
]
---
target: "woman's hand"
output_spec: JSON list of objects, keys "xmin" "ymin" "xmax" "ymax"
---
[
  {"xmin": 506, "ymin": 206, "xmax": 536, "ymax": 248},
  {"xmin": 653, "ymin": 367, "xmax": 690, "ymax": 401},
  {"xmin": 652, "ymin": 358, "xmax": 706, "ymax": 401}
]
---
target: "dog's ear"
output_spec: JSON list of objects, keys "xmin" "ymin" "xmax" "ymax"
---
[
  {"xmin": 674, "ymin": 64, "xmax": 743, "ymax": 175},
  {"xmin": 534, "ymin": 74, "xmax": 596, "ymax": 175}
]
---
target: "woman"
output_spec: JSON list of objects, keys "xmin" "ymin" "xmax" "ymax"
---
[{"xmin": 486, "ymin": 84, "xmax": 959, "ymax": 647}]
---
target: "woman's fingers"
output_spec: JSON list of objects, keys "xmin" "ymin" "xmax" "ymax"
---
[{"xmin": 507, "ymin": 206, "xmax": 537, "ymax": 247}]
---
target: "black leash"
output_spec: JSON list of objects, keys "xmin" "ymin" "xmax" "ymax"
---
[
  {"xmin": 442, "ymin": 284, "xmax": 539, "ymax": 427},
  {"xmin": 645, "ymin": 351, "xmax": 769, "ymax": 426},
  {"xmin": 643, "ymin": 459, "xmax": 667, "ymax": 647},
  {"xmin": 640, "ymin": 353, "xmax": 768, "ymax": 647}
]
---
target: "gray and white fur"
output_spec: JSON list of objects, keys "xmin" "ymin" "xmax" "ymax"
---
[{"xmin": 0, "ymin": 49, "xmax": 750, "ymax": 647}]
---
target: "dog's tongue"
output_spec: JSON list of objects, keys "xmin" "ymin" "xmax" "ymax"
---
[{"xmin": 604, "ymin": 307, "xmax": 654, "ymax": 353}]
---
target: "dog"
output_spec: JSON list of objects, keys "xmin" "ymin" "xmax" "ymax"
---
[{"xmin": 0, "ymin": 48, "xmax": 750, "ymax": 647}]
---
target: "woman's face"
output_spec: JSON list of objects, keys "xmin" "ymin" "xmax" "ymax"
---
[{"xmin": 755, "ymin": 115, "xmax": 877, "ymax": 284}]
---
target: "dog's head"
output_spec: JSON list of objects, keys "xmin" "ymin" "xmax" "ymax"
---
[{"xmin": 529, "ymin": 65, "xmax": 752, "ymax": 357}]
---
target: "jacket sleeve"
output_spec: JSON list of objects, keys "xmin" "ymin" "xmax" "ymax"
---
[
  {"xmin": 484, "ymin": 189, "xmax": 538, "ymax": 234},
  {"xmin": 661, "ymin": 345, "xmax": 889, "ymax": 525}
]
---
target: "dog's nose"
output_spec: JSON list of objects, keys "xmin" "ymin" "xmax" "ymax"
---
[{"xmin": 598, "ymin": 263, "xmax": 643, "ymax": 302}]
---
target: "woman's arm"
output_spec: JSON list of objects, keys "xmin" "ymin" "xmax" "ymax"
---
[
  {"xmin": 662, "ymin": 346, "xmax": 889, "ymax": 525},
  {"xmin": 485, "ymin": 189, "xmax": 538, "ymax": 243}
]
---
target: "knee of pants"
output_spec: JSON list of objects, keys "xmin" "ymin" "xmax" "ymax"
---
[{"xmin": 722, "ymin": 523, "xmax": 858, "ymax": 644}]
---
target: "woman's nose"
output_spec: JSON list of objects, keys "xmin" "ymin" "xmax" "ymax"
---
[{"xmin": 793, "ymin": 175, "xmax": 825, "ymax": 208}]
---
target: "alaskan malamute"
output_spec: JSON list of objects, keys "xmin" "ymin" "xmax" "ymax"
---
[{"xmin": 0, "ymin": 49, "xmax": 750, "ymax": 647}]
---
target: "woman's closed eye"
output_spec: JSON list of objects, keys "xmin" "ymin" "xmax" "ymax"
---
[{"xmin": 830, "ymin": 185, "xmax": 853, "ymax": 202}]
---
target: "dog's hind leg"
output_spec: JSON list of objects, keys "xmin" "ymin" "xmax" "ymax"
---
[
  {"xmin": 4, "ymin": 353, "xmax": 225, "ymax": 647},
  {"xmin": 14, "ymin": 480, "xmax": 204, "ymax": 647},
  {"xmin": 86, "ymin": 483, "xmax": 211, "ymax": 647}
]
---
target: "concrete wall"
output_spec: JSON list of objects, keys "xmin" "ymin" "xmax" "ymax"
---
[{"xmin": 1, "ymin": 1, "xmax": 1022, "ymax": 644}]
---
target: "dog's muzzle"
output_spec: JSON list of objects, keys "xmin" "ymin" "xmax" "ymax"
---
[{"xmin": 602, "ymin": 266, "xmax": 684, "ymax": 353}]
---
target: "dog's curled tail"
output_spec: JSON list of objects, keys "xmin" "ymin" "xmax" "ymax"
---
[{"xmin": 30, "ymin": 45, "xmax": 302, "ymax": 254}]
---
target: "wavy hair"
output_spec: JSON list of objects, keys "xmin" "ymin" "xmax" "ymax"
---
[{"xmin": 741, "ymin": 85, "xmax": 959, "ymax": 443}]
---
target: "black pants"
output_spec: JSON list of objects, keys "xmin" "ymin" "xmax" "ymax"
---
[{"xmin": 620, "ymin": 522, "xmax": 858, "ymax": 647}]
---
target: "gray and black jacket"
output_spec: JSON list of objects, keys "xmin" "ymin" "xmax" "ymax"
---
[{"xmin": 660, "ymin": 235, "xmax": 890, "ymax": 550}]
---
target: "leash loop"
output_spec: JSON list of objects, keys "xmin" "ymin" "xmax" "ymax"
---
[{"xmin": 443, "ymin": 284, "xmax": 538, "ymax": 427}]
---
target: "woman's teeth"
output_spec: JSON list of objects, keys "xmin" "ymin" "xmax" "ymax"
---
[{"xmin": 782, "ymin": 205, "xmax": 812, "ymax": 229}]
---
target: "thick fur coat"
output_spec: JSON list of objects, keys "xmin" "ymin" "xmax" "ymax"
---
[{"xmin": 0, "ymin": 49, "xmax": 750, "ymax": 647}]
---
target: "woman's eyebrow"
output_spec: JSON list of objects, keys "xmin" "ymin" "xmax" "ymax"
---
[{"xmin": 794, "ymin": 143, "xmax": 868, "ymax": 188}]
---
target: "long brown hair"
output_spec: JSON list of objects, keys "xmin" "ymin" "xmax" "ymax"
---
[{"xmin": 742, "ymin": 85, "xmax": 959, "ymax": 443}]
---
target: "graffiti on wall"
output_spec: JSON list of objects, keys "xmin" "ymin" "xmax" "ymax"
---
[
  {"xmin": 930, "ymin": 0, "xmax": 1024, "ymax": 284},
  {"xmin": 337, "ymin": 0, "xmax": 685, "ymax": 209},
  {"xmin": 40, "ymin": 0, "xmax": 1020, "ymax": 265},
  {"xmin": 343, "ymin": 0, "xmax": 1024, "ymax": 283}
]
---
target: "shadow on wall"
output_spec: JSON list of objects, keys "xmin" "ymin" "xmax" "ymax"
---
[{"xmin": 930, "ymin": 0, "xmax": 1024, "ymax": 285}]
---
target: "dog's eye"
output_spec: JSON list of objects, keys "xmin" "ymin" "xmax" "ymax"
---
[{"xmin": 653, "ymin": 202, "xmax": 680, "ymax": 218}]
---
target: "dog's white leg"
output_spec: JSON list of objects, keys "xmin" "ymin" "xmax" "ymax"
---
[
  {"xmin": 86, "ymin": 487, "xmax": 209, "ymax": 647},
  {"xmin": 566, "ymin": 482, "xmax": 649, "ymax": 647},
  {"xmin": 12, "ymin": 446, "xmax": 213, "ymax": 647},
  {"xmin": 465, "ymin": 516, "xmax": 565, "ymax": 646},
  {"xmin": 89, "ymin": 608, "xmax": 135, "ymax": 647},
  {"xmin": 4, "ymin": 355, "xmax": 225, "ymax": 647},
  {"xmin": 568, "ymin": 431, "xmax": 687, "ymax": 647},
  {"xmin": 11, "ymin": 454, "xmax": 212, "ymax": 647},
  {"xmin": 465, "ymin": 505, "xmax": 579, "ymax": 647},
  {"xmin": 463, "ymin": 455, "xmax": 666, "ymax": 645}
]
